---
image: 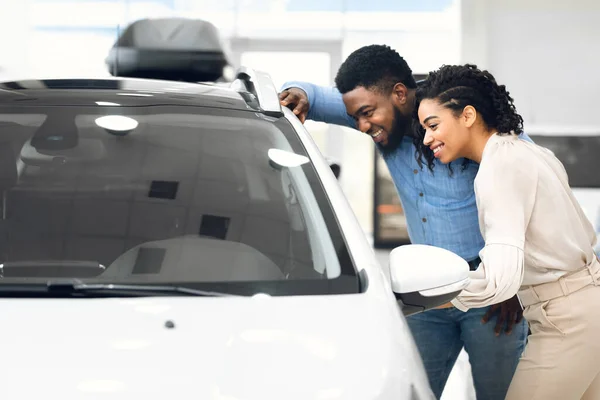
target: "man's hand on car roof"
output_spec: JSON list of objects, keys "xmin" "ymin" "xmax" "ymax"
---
[{"xmin": 279, "ymin": 88, "xmax": 309, "ymax": 123}]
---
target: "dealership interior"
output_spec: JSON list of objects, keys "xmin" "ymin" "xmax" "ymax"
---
[{"xmin": 1, "ymin": 0, "xmax": 599, "ymax": 398}]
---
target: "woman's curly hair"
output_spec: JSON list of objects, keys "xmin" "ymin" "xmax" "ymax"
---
[{"xmin": 413, "ymin": 64, "xmax": 524, "ymax": 172}]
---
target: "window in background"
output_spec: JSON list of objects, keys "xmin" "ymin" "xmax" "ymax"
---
[
  {"xmin": 240, "ymin": 51, "xmax": 331, "ymax": 89},
  {"xmin": 240, "ymin": 50, "xmax": 332, "ymax": 152}
]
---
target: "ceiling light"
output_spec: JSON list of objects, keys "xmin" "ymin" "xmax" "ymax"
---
[{"xmin": 95, "ymin": 115, "xmax": 138, "ymax": 131}]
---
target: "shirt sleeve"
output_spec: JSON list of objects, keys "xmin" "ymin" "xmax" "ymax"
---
[
  {"xmin": 452, "ymin": 244, "xmax": 525, "ymax": 311},
  {"xmin": 452, "ymin": 140, "xmax": 537, "ymax": 311},
  {"xmin": 280, "ymin": 81, "xmax": 357, "ymax": 128}
]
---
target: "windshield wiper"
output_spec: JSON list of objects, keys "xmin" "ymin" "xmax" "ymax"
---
[
  {"xmin": 0, "ymin": 282, "xmax": 241, "ymax": 297},
  {"xmin": 0, "ymin": 260, "xmax": 105, "ymax": 278},
  {"xmin": 45, "ymin": 282, "xmax": 241, "ymax": 297}
]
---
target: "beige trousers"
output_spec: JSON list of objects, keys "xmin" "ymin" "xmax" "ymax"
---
[{"xmin": 506, "ymin": 266, "xmax": 600, "ymax": 400}]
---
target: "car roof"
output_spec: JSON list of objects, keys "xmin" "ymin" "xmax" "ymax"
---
[{"xmin": 0, "ymin": 77, "xmax": 260, "ymax": 112}]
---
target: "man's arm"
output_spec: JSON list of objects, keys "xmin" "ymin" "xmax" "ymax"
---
[
  {"xmin": 280, "ymin": 81, "xmax": 356, "ymax": 128},
  {"xmin": 519, "ymin": 131, "xmax": 533, "ymax": 143}
]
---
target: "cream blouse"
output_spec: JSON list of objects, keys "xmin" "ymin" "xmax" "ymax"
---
[{"xmin": 452, "ymin": 133, "xmax": 598, "ymax": 311}]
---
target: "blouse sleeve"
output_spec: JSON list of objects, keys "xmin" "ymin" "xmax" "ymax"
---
[
  {"xmin": 452, "ymin": 244, "xmax": 524, "ymax": 311},
  {"xmin": 452, "ymin": 139, "xmax": 537, "ymax": 311}
]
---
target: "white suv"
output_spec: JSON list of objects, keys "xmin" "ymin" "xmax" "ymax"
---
[{"xmin": 0, "ymin": 65, "xmax": 469, "ymax": 399}]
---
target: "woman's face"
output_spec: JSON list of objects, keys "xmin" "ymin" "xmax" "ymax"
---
[{"xmin": 418, "ymin": 98, "xmax": 472, "ymax": 164}]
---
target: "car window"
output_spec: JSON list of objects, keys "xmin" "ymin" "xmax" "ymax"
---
[
  {"xmin": 530, "ymin": 135, "xmax": 600, "ymax": 188},
  {"xmin": 0, "ymin": 105, "xmax": 358, "ymax": 295}
]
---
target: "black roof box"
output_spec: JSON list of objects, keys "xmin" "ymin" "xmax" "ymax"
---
[{"xmin": 105, "ymin": 18, "xmax": 232, "ymax": 83}]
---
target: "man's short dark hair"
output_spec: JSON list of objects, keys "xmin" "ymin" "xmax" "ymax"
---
[{"xmin": 334, "ymin": 44, "xmax": 417, "ymax": 94}]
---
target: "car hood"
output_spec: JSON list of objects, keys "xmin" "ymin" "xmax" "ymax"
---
[{"xmin": 0, "ymin": 294, "xmax": 432, "ymax": 399}]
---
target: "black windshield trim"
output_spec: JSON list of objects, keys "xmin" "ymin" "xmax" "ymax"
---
[{"xmin": 0, "ymin": 277, "xmax": 360, "ymax": 297}]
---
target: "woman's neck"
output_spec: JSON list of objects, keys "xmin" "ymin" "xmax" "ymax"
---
[{"xmin": 464, "ymin": 129, "xmax": 498, "ymax": 164}]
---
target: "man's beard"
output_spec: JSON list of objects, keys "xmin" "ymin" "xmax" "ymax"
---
[{"xmin": 378, "ymin": 107, "xmax": 411, "ymax": 157}]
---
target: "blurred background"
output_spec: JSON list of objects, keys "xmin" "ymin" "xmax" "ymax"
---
[
  {"xmin": 1, "ymin": 1, "xmax": 599, "ymax": 397},
  {"xmin": 0, "ymin": 0, "xmax": 463, "ymax": 244},
  {"xmin": 3, "ymin": 0, "xmax": 598, "ymax": 252}
]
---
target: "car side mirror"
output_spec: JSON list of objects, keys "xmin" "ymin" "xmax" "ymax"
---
[{"xmin": 389, "ymin": 244, "xmax": 470, "ymax": 316}]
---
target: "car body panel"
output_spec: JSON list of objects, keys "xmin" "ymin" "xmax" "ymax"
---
[{"xmin": 0, "ymin": 294, "xmax": 428, "ymax": 399}]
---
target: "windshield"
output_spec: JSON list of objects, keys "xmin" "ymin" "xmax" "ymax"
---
[
  {"xmin": 530, "ymin": 135, "xmax": 600, "ymax": 188},
  {"xmin": 0, "ymin": 105, "xmax": 357, "ymax": 295}
]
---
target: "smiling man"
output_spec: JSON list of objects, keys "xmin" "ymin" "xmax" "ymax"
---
[{"xmin": 278, "ymin": 45, "xmax": 530, "ymax": 400}]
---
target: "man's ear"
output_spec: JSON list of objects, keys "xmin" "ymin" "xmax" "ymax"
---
[
  {"xmin": 463, "ymin": 105, "xmax": 477, "ymax": 128},
  {"xmin": 392, "ymin": 83, "xmax": 408, "ymax": 106}
]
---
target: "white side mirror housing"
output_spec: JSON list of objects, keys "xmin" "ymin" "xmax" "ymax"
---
[{"xmin": 389, "ymin": 244, "xmax": 470, "ymax": 316}]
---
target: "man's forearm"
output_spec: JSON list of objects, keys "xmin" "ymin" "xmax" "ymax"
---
[{"xmin": 281, "ymin": 81, "xmax": 356, "ymax": 128}]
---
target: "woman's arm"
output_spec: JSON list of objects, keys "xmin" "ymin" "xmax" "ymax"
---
[
  {"xmin": 452, "ymin": 141, "xmax": 538, "ymax": 311},
  {"xmin": 452, "ymin": 245, "xmax": 525, "ymax": 311}
]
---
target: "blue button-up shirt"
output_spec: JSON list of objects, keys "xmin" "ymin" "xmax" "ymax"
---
[{"xmin": 282, "ymin": 81, "xmax": 532, "ymax": 262}]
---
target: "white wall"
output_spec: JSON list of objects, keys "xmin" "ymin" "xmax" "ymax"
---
[
  {"xmin": 0, "ymin": 0, "xmax": 31, "ymax": 80},
  {"xmin": 460, "ymin": 0, "xmax": 600, "ymax": 130}
]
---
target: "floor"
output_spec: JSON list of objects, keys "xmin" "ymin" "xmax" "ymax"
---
[{"xmin": 373, "ymin": 248, "xmax": 477, "ymax": 400}]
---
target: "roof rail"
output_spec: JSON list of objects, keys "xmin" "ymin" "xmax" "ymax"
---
[{"xmin": 232, "ymin": 67, "xmax": 283, "ymax": 117}]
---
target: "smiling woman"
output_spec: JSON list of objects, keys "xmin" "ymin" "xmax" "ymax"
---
[
  {"xmin": 413, "ymin": 64, "xmax": 600, "ymax": 400},
  {"xmin": 414, "ymin": 64, "xmax": 524, "ymax": 168}
]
